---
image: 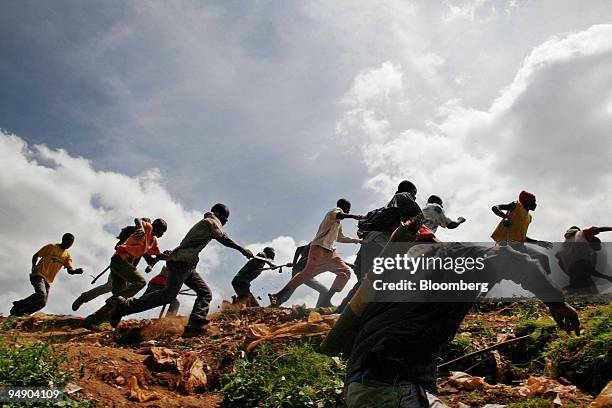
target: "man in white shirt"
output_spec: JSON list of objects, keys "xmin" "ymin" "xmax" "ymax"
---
[
  {"xmin": 555, "ymin": 225, "xmax": 612, "ymax": 293},
  {"xmin": 422, "ymin": 195, "xmax": 465, "ymax": 234},
  {"xmin": 269, "ymin": 198, "xmax": 362, "ymax": 308}
]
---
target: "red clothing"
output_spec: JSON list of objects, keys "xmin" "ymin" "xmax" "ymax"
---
[
  {"xmin": 115, "ymin": 221, "xmax": 161, "ymax": 261},
  {"xmin": 518, "ymin": 190, "xmax": 535, "ymax": 206}
]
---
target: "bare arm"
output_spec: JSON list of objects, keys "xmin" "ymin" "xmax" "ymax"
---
[
  {"xmin": 31, "ymin": 253, "xmax": 39, "ymax": 273},
  {"xmin": 217, "ymin": 235, "xmax": 254, "ymax": 259},
  {"xmin": 133, "ymin": 218, "xmax": 145, "ymax": 237},
  {"xmin": 491, "ymin": 202, "xmax": 515, "ymax": 219},
  {"xmin": 337, "ymin": 225, "xmax": 361, "ymax": 244},
  {"xmin": 336, "ymin": 213, "xmax": 364, "ymax": 221},
  {"xmin": 595, "ymin": 227, "xmax": 612, "ymax": 233}
]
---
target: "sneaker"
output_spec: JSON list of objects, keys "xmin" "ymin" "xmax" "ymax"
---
[
  {"xmin": 109, "ymin": 296, "xmax": 126, "ymax": 328},
  {"xmin": 72, "ymin": 297, "xmax": 84, "ymax": 311}
]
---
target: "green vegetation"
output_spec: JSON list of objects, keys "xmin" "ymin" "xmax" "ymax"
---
[
  {"xmin": 544, "ymin": 304, "xmax": 612, "ymax": 395},
  {"xmin": 513, "ymin": 300, "xmax": 542, "ymax": 322},
  {"xmin": 221, "ymin": 343, "xmax": 345, "ymax": 408},
  {"xmin": 0, "ymin": 317, "xmax": 18, "ymax": 333},
  {"xmin": 0, "ymin": 339, "xmax": 98, "ymax": 407},
  {"xmin": 0, "ymin": 339, "xmax": 73, "ymax": 388},
  {"xmin": 506, "ymin": 397, "xmax": 560, "ymax": 408},
  {"xmin": 439, "ymin": 333, "xmax": 475, "ymax": 362}
]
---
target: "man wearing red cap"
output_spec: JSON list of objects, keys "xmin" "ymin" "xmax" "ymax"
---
[{"xmin": 491, "ymin": 190, "xmax": 553, "ymax": 274}]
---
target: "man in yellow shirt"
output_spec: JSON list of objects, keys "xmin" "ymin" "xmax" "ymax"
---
[
  {"xmin": 491, "ymin": 190, "xmax": 553, "ymax": 275},
  {"xmin": 10, "ymin": 233, "xmax": 83, "ymax": 316}
]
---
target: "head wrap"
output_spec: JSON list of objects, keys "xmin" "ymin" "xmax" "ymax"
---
[{"xmin": 518, "ymin": 190, "xmax": 535, "ymax": 206}]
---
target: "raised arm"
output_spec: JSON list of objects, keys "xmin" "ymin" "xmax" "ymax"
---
[
  {"xmin": 491, "ymin": 202, "xmax": 515, "ymax": 219},
  {"xmin": 31, "ymin": 253, "xmax": 39, "ymax": 274},
  {"xmin": 133, "ymin": 218, "xmax": 145, "ymax": 238}
]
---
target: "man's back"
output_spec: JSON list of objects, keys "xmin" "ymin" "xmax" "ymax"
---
[{"xmin": 169, "ymin": 214, "xmax": 224, "ymax": 264}]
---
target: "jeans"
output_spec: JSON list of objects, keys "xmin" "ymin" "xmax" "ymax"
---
[
  {"xmin": 10, "ymin": 275, "xmax": 50, "ymax": 316},
  {"xmin": 345, "ymin": 378, "xmax": 447, "ymax": 408},
  {"xmin": 75, "ymin": 275, "xmax": 112, "ymax": 305},
  {"xmin": 85, "ymin": 256, "xmax": 146, "ymax": 325},
  {"xmin": 110, "ymin": 255, "xmax": 146, "ymax": 299},
  {"xmin": 144, "ymin": 282, "xmax": 180, "ymax": 317},
  {"xmin": 122, "ymin": 260, "xmax": 212, "ymax": 328},
  {"xmin": 337, "ymin": 231, "xmax": 389, "ymax": 313}
]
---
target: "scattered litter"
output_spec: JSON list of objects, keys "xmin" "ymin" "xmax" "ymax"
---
[
  {"xmin": 246, "ymin": 311, "xmax": 338, "ymax": 351},
  {"xmin": 179, "ymin": 352, "xmax": 208, "ymax": 395},
  {"xmin": 591, "ymin": 381, "xmax": 612, "ymax": 408},
  {"xmin": 449, "ymin": 371, "xmax": 489, "ymax": 390},
  {"xmin": 517, "ymin": 376, "xmax": 577, "ymax": 398},
  {"xmin": 64, "ymin": 383, "xmax": 82, "ymax": 395},
  {"xmin": 127, "ymin": 376, "xmax": 162, "ymax": 402}
]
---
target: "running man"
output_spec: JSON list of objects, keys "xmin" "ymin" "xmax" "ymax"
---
[
  {"xmin": 109, "ymin": 203, "xmax": 253, "ymax": 337},
  {"xmin": 287, "ymin": 244, "xmax": 330, "ymax": 307},
  {"xmin": 84, "ymin": 218, "xmax": 170, "ymax": 326},
  {"xmin": 337, "ymin": 180, "xmax": 422, "ymax": 313},
  {"xmin": 422, "ymin": 195, "xmax": 466, "ymax": 233},
  {"xmin": 72, "ymin": 218, "xmax": 151, "ymax": 312},
  {"xmin": 231, "ymin": 247, "xmax": 276, "ymax": 307},
  {"xmin": 555, "ymin": 225, "xmax": 612, "ymax": 293},
  {"xmin": 10, "ymin": 233, "xmax": 83, "ymax": 316},
  {"xmin": 269, "ymin": 198, "xmax": 362, "ymax": 308},
  {"xmin": 491, "ymin": 190, "xmax": 553, "ymax": 274}
]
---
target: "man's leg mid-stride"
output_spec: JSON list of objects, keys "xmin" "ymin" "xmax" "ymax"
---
[
  {"xmin": 110, "ymin": 261, "xmax": 193, "ymax": 328},
  {"xmin": 270, "ymin": 245, "xmax": 351, "ymax": 307},
  {"xmin": 10, "ymin": 275, "xmax": 50, "ymax": 316}
]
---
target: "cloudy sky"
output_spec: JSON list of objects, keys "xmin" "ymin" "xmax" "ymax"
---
[{"xmin": 1, "ymin": 0, "xmax": 612, "ymax": 317}]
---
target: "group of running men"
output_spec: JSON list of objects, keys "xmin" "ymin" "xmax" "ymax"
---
[
  {"xmin": 12, "ymin": 179, "xmax": 607, "ymax": 333},
  {"xmin": 10, "ymin": 179, "xmax": 609, "ymax": 407}
]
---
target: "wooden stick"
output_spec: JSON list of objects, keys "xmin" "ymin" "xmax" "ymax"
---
[
  {"xmin": 91, "ymin": 265, "xmax": 111, "ymax": 284},
  {"xmin": 437, "ymin": 335, "xmax": 531, "ymax": 370}
]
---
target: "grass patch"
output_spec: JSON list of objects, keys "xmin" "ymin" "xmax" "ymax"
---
[
  {"xmin": 0, "ymin": 339, "xmax": 97, "ymax": 407},
  {"xmin": 0, "ymin": 339, "xmax": 73, "ymax": 388},
  {"xmin": 513, "ymin": 300, "xmax": 542, "ymax": 322},
  {"xmin": 221, "ymin": 343, "xmax": 345, "ymax": 408},
  {"xmin": 439, "ymin": 333, "xmax": 475, "ymax": 362},
  {"xmin": 506, "ymin": 397, "xmax": 559, "ymax": 408},
  {"xmin": 543, "ymin": 303, "xmax": 612, "ymax": 395}
]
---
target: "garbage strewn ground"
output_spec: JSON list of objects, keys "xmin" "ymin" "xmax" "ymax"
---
[{"xmin": 0, "ymin": 300, "xmax": 609, "ymax": 407}]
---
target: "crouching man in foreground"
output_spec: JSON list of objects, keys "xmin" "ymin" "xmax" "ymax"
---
[{"xmin": 320, "ymin": 241, "xmax": 580, "ymax": 408}]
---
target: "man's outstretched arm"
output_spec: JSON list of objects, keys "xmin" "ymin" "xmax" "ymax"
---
[
  {"xmin": 336, "ymin": 213, "xmax": 364, "ymax": 221},
  {"xmin": 217, "ymin": 235, "xmax": 254, "ymax": 259},
  {"xmin": 525, "ymin": 236, "xmax": 553, "ymax": 249}
]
